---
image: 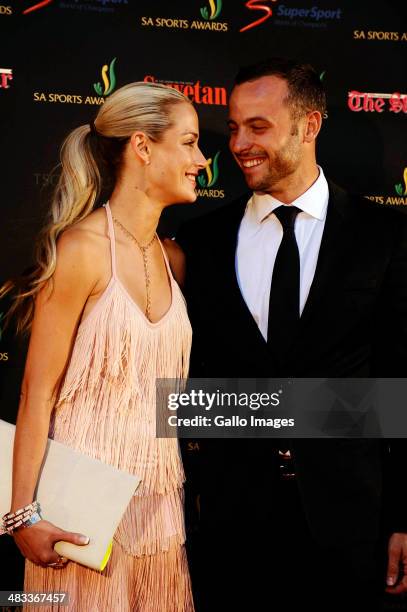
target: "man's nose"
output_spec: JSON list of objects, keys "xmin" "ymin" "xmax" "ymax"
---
[{"xmin": 230, "ymin": 131, "xmax": 251, "ymax": 154}]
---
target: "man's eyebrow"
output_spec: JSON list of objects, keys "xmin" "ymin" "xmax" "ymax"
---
[{"xmin": 227, "ymin": 117, "xmax": 272, "ymax": 125}]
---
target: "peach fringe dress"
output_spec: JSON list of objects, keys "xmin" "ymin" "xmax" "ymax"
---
[{"xmin": 24, "ymin": 203, "xmax": 194, "ymax": 611}]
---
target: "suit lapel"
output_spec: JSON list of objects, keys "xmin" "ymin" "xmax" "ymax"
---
[{"xmin": 289, "ymin": 182, "xmax": 354, "ymax": 351}]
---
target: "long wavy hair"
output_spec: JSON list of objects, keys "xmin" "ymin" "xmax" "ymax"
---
[{"xmin": 0, "ymin": 82, "xmax": 191, "ymax": 335}]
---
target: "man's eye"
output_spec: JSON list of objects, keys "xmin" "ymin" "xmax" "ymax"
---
[{"xmin": 185, "ymin": 141, "xmax": 195, "ymax": 146}]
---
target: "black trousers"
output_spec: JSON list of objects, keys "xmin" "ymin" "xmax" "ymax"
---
[{"xmin": 187, "ymin": 477, "xmax": 389, "ymax": 612}]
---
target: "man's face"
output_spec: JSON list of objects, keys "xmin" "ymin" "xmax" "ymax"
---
[{"xmin": 228, "ymin": 76, "xmax": 304, "ymax": 193}]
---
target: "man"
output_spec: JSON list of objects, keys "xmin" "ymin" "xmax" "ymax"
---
[{"xmin": 177, "ymin": 58, "xmax": 407, "ymax": 611}]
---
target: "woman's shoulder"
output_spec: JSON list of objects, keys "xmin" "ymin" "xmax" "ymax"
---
[
  {"xmin": 56, "ymin": 207, "xmax": 110, "ymax": 279},
  {"xmin": 59, "ymin": 207, "xmax": 108, "ymax": 250}
]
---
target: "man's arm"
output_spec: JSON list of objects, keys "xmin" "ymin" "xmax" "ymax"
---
[
  {"xmin": 371, "ymin": 212, "xmax": 407, "ymax": 593},
  {"xmin": 372, "ymin": 211, "xmax": 407, "ymax": 376}
]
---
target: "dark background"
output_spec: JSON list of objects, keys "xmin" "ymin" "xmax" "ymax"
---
[{"xmin": 0, "ymin": 0, "xmax": 406, "ymax": 598}]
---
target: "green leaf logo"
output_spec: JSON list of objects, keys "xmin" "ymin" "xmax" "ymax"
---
[
  {"xmin": 198, "ymin": 151, "xmax": 220, "ymax": 188},
  {"xmin": 200, "ymin": 0, "xmax": 222, "ymax": 20},
  {"xmin": 394, "ymin": 168, "xmax": 407, "ymax": 196},
  {"xmin": 93, "ymin": 58, "xmax": 117, "ymax": 97}
]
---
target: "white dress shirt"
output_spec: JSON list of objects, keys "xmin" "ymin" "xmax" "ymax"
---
[{"xmin": 236, "ymin": 166, "xmax": 329, "ymax": 341}]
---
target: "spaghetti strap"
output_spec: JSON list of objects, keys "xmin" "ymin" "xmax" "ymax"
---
[
  {"xmin": 156, "ymin": 237, "xmax": 174, "ymax": 287},
  {"xmin": 104, "ymin": 202, "xmax": 117, "ymax": 278}
]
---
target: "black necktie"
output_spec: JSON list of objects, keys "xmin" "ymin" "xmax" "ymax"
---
[{"xmin": 267, "ymin": 206, "xmax": 301, "ymax": 361}]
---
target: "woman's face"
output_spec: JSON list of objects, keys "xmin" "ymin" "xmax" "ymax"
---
[{"xmin": 149, "ymin": 102, "xmax": 207, "ymax": 206}]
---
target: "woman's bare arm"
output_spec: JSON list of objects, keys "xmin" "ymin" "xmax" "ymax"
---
[{"xmin": 11, "ymin": 229, "xmax": 103, "ymax": 565}]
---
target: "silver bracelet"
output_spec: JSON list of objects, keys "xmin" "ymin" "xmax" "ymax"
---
[
  {"xmin": 12, "ymin": 511, "xmax": 43, "ymax": 533},
  {"xmin": 1, "ymin": 501, "xmax": 42, "ymax": 535},
  {"xmin": 3, "ymin": 500, "xmax": 39, "ymax": 520}
]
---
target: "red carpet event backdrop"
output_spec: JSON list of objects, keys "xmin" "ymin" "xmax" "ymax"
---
[{"xmin": 0, "ymin": 0, "xmax": 406, "ymax": 589}]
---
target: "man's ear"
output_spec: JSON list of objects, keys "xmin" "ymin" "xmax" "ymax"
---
[
  {"xmin": 130, "ymin": 132, "xmax": 151, "ymax": 164},
  {"xmin": 303, "ymin": 111, "xmax": 322, "ymax": 143}
]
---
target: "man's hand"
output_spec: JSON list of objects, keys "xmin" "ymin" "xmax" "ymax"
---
[{"xmin": 386, "ymin": 533, "xmax": 407, "ymax": 594}]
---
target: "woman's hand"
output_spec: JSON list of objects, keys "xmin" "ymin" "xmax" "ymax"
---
[{"xmin": 13, "ymin": 519, "xmax": 89, "ymax": 568}]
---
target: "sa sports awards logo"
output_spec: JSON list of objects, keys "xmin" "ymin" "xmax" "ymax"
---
[
  {"xmin": 353, "ymin": 30, "xmax": 407, "ymax": 42},
  {"xmin": 34, "ymin": 58, "xmax": 117, "ymax": 105},
  {"xmin": 93, "ymin": 58, "xmax": 117, "ymax": 97},
  {"xmin": 196, "ymin": 151, "xmax": 224, "ymax": 198},
  {"xmin": 0, "ymin": 67, "xmax": 12, "ymax": 89},
  {"xmin": 395, "ymin": 168, "xmax": 407, "ymax": 197},
  {"xmin": 366, "ymin": 168, "xmax": 407, "ymax": 207},
  {"xmin": 141, "ymin": 0, "xmax": 228, "ymax": 32},
  {"xmin": 200, "ymin": 0, "xmax": 222, "ymax": 20}
]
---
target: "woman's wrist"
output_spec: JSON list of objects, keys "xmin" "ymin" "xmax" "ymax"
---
[
  {"xmin": 1, "ymin": 500, "xmax": 43, "ymax": 535},
  {"xmin": 10, "ymin": 493, "xmax": 37, "ymax": 513}
]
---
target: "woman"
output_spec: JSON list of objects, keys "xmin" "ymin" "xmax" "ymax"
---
[{"xmin": 1, "ymin": 82, "xmax": 206, "ymax": 610}]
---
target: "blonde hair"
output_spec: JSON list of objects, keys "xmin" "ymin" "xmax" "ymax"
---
[{"xmin": 0, "ymin": 82, "xmax": 191, "ymax": 334}]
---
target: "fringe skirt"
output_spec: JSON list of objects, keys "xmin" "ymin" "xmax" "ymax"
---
[{"xmin": 23, "ymin": 535, "xmax": 194, "ymax": 611}]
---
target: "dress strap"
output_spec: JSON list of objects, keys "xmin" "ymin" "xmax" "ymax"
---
[
  {"xmin": 156, "ymin": 237, "xmax": 174, "ymax": 287},
  {"xmin": 104, "ymin": 202, "xmax": 117, "ymax": 278}
]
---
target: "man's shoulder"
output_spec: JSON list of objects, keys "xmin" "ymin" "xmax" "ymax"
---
[{"xmin": 328, "ymin": 179, "xmax": 407, "ymax": 229}]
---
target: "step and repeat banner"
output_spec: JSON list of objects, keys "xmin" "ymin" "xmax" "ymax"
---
[{"xmin": 0, "ymin": 0, "xmax": 406, "ymax": 588}]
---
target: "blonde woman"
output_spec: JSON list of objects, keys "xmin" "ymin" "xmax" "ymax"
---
[{"xmin": 1, "ymin": 82, "xmax": 206, "ymax": 610}]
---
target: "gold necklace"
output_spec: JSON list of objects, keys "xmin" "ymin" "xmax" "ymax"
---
[{"xmin": 112, "ymin": 215, "xmax": 157, "ymax": 321}]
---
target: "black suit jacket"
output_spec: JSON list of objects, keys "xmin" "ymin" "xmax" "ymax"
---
[{"xmin": 177, "ymin": 181, "xmax": 407, "ymax": 551}]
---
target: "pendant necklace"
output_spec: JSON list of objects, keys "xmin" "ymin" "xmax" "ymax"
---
[{"xmin": 112, "ymin": 215, "xmax": 157, "ymax": 321}]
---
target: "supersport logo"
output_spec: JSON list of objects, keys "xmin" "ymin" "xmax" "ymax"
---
[
  {"xmin": 240, "ymin": 0, "xmax": 277, "ymax": 33},
  {"xmin": 22, "ymin": 0, "xmax": 53, "ymax": 15}
]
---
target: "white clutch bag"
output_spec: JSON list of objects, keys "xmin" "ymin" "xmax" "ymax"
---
[{"xmin": 0, "ymin": 419, "xmax": 141, "ymax": 571}]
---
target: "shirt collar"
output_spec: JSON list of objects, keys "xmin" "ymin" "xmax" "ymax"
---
[{"xmin": 248, "ymin": 166, "xmax": 329, "ymax": 224}]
